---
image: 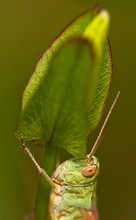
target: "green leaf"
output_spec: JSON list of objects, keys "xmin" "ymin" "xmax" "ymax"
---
[
  {"xmin": 15, "ymin": 8, "xmax": 111, "ymax": 158},
  {"xmin": 16, "ymin": 39, "xmax": 96, "ymax": 157}
]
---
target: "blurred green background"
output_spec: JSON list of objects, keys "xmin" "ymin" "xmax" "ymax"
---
[{"xmin": 0, "ymin": 0, "xmax": 136, "ymax": 219}]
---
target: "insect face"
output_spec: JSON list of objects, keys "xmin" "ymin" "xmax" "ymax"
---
[{"xmin": 52, "ymin": 156, "xmax": 99, "ymax": 186}]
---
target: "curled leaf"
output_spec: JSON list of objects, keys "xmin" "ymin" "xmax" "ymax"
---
[{"xmin": 16, "ymin": 8, "xmax": 112, "ymax": 157}]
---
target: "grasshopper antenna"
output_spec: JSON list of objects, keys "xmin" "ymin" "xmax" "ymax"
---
[
  {"xmin": 20, "ymin": 135, "xmax": 55, "ymax": 188},
  {"xmin": 88, "ymin": 91, "xmax": 120, "ymax": 160}
]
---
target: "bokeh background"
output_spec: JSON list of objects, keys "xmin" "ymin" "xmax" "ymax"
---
[{"xmin": 0, "ymin": 0, "xmax": 136, "ymax": 219}]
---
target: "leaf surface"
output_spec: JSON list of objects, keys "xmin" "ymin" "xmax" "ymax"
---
[{"xmin": 16, "ymin": 8, "xmax": 112, "ymax": 157}]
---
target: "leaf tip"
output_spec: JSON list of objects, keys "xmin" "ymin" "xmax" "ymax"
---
[
  {"xmin": 100, "ymin": 9, "xmax": 110, "ymax": 21},
  {"xmin": 83, "ymin": 9, "xmax": 110, "ymax": 56}
]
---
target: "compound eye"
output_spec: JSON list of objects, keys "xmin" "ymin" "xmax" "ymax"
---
[{"xmin": 81, "ymin": 165, "xmax": 96, "ymax": 177}]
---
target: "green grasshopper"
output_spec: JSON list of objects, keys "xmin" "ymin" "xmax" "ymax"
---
[{"xmin": 20, "ymin": 92, "xmax": 120, "ymax": 220}]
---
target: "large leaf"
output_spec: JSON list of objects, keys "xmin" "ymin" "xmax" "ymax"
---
[
  {"xmin": 16, "ymin": 39, "xmax": 96, "ymax": 157},
  {"xmin": 16, "ymin": 8, "xmax": 111, "ymax": 157}
]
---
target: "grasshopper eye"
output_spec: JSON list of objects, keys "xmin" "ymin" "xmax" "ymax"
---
[{"xmin": 81, "ymin": 165, "xmax": 96, "ymax": 177}]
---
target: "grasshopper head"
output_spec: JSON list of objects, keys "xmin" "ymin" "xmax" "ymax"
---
[{"xmin": 52, "ymin": 156, "xmax": 99, "ymax": 186}]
